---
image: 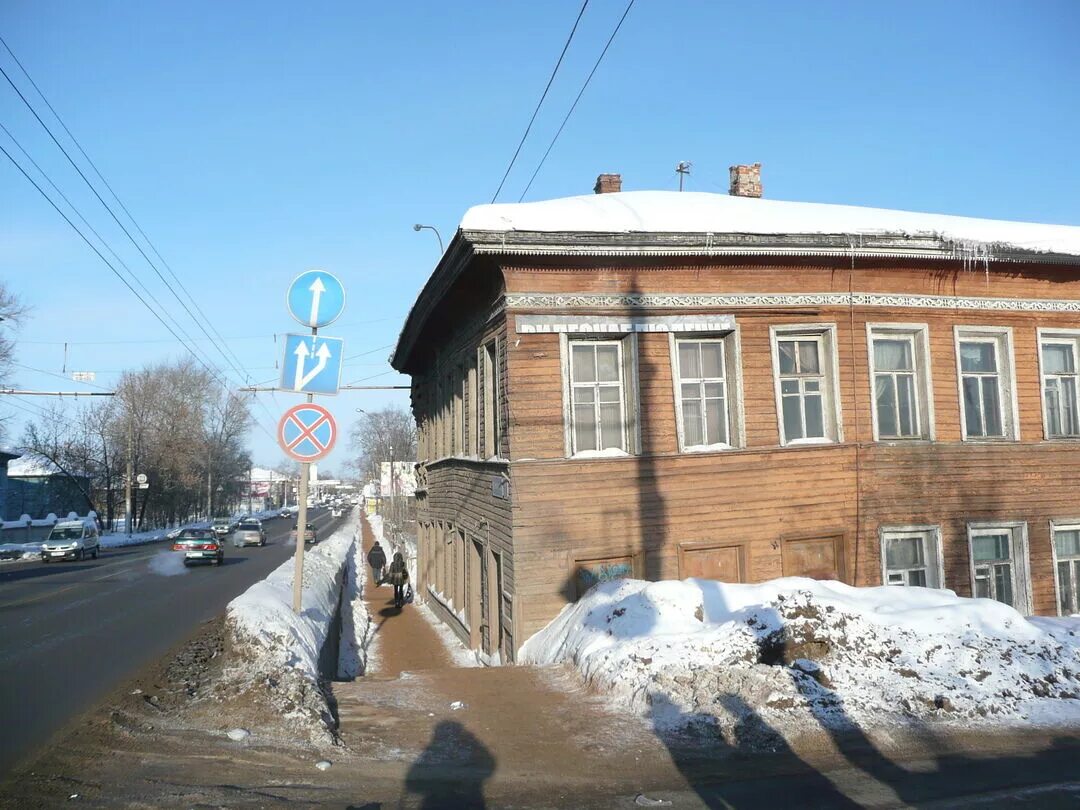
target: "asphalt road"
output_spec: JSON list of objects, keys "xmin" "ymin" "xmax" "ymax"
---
[{"xmin": 0, "ymin": 507, "xmax": 347, "ymax": 776}]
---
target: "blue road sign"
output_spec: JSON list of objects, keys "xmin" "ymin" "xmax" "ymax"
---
[
  {"xmin": 280, "ymin": 334, "xmax": 344, "ymax": 395},
  {"xmin": 277, "ymin": 403, "xmax": 337, "ymax": 462},
  {"xmin": 286, "ymin": 270, "xmax": 346, "ymax": 328}
]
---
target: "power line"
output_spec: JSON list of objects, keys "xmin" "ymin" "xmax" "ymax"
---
[
  {"xmin": 0, "ymin": 123, "xmax": 221, "ymax": 375},
  {"xmin": 490, "ymin": 0, "xmax": 589, "ymax": 203},
  {"xmin": 0, "ymin": 34, "xmax": 253, "ymax": 384},
  {"xmin": 0, "ymin": 51, "xmax": 282, "ymax": 444},
  {"xmin": 12, "ymin": 361, "xmax": 113, "ymax": 391},
  {"xmin": 518, "ymin": 0, "xmax": 636, "ymax": 201},
  {"xmin": 0, "ymin": 60, "xmax": 253, "ymax": 392}
]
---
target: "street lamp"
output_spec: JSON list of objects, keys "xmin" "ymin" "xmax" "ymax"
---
[{"xmin": 412, "ymin": 223, "xmax": 444, "ymax": 254}]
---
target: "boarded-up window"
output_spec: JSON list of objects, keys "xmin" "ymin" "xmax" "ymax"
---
[
  {"xmin": 679, "ymin": 543, "xmax": 746, "ymax": 582},
  {"xmin": 781, "ymin": 534, "xmax": 846, "ymax": 581}
]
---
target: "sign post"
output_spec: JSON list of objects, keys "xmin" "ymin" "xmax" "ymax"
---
[{"xmin": 280, "ymin": 269, "xmax": 345, "ymax": 614}]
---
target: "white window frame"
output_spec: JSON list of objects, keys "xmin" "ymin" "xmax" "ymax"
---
[
  {"xmin": 867, "ymin": 323, "xmax": 935, "ymax": 442},
  {"xmin": 1050, "ymin": 519, "xmax": 1080, "ymax": 617},
  {"xmin": 770, "ymin": 324, "xmax": 843, "ymax": 447},
  {"xmin": 954, "ymin": 326, "xmax": 1020, "ymax": 442},
  {"xmin": 669, "ymin": 330, "xmax": 745, "ymax": 452},
  {"xmin": 1037, "ymin": 328, "xmax": 1080, "ymax": 441},
  {"xmin": 966, "ymin": 521, "xmax": 1032, "ymax": 615},
  {"xmin": 561, "ymin": 335, "xmax": 639, "ymax": 457},
  {"xmin": 879, "ymin": 525, "xmax": 945, "ymax": 589}
]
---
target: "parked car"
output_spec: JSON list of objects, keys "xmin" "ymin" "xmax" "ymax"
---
[
  {"xmin": 211, "ymin": 517, "xmax": 232, "ymax": 539},
  {"xmin": 233, "ymin": 519, "xmax": 266, "ymax": 548},
  {"xmin": 290, "ymin": 523, "xmax": 317, "ymax": 545},
  {"xmin": 172, "ymin": 528, "xmax": 224, "ymax": 566},
  {"xmin": 41, "ymin": 519, "xmax": 100, "ymax": 562}
]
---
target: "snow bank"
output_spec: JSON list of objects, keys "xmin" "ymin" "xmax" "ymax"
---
[
  {"xmin": 462, "ymin": 191, "xmax": 1080, "ymax": 257},
  {"xmin": 521, "ymin": 578, "xmax": 1080, "ymax": 742},
  {"xmin": 220, "ymin": 511, "xmax": 360, "ymax": 741}
]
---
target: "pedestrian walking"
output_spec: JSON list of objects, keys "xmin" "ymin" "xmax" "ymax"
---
[
  {"xmin": 367, "ymin": 540, "xmax": 387, "ymax": 584},
  {"xmin": 388, "ymin": 550, "xmax": 409, "ymax": 608}
]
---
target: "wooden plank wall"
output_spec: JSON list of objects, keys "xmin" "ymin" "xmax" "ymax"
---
[{"xmin": 497, "ymin": 258, "xmax": 1080, "ymax": 639}]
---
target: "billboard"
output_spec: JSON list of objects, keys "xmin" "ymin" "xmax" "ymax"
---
[{"xmin": 380, "ymin": 461, "xmax": 416, "ymax": 498}]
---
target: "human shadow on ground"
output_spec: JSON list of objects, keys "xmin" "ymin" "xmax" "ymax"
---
[
  {"xmin": 403, "ymin": 720, "xmax": 495, "ymax": 809},
  {"xmin": 645, "ymin": 583, "xmax": 1080, "ymax": 808}
]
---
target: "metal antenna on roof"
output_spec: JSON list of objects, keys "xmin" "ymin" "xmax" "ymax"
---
[{"xmin": 676, "ymin": 160, "xmax": 692, "ymax": 191}]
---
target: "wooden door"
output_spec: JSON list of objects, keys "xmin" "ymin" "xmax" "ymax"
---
[
  {"xmin": 782, "ymin": 534, "xmax": 845, "ymax": 581},
  {"xmin": 680, "ymin": 544, "xmax": 745, "ymax": 582}
]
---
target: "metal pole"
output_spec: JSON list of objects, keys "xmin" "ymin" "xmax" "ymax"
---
[
  {"xmin": 292, "ymin": 460, "xmax": 310, "ymax": 613},
  {"xmin": 292, "ymin": 388, "xmax": 315, "ymax": 613},
  {"xmin": 125, "ymin": 410, "xmax": 133, "ymax": 538}
]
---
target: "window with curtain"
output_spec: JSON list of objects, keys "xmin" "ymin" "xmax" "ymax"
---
[
  {"xmin": 777, "ymin": 336, "xmax": 826, "ymax": 442},
  {"xmin": 569, "ymin": 340, "xmax": 626, "ymax": 453},
  {"xmin": 1055, "ymin": 526, "xmax": 1080, "ymax": 616},
  {"xmin": 770, "ymin": 325, "xmax": 839, "ymax": 446},
  {"xmin": 869, "ymin": 326, "xmax": 931, "ymax": 440},
  {"xmin": 675, "ymin": 339, "xmax": 729, "ymax": 448},
  {"xmin": 1042, "ymin": 337, "xmax": 1080, "ymax": 438},
  {"xmin": 959, "ymin": 338, "xmax": 1005, "ymax": 438}
]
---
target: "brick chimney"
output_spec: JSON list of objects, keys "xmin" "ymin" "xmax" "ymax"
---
[
  {"xmin": 728, "ymin": 163, "xmax": 762, "ymax": 198},
  {"xmin": 594, "ymin": 173, "xmax": 622, "ymax": 194}
]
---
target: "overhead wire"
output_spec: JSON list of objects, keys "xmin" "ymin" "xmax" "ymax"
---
[
  {"xmin": 0, "ymin": 142, "xmax": 277, "ymax": 442},
  {"xmin": 490, "ymin": 0, "xmax": 589, "ymax": 203},
  {"xmin": 518, "ymin": 0, "xmax": 636, "ymax": 201},
  {"xmin": 0, "ymin": 48, "xmax": 284, "ymax": 442},
  {"xmin": 0, "ymin": 62, "xmax": 255, "ymax": 392},
  {"xmin": 0, "ymin": 34, "xmax": 253, "ymax": 384}
]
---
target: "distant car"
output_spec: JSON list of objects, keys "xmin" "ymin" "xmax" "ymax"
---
[
  {"xmin": 172, "ymin": 528, "xmax": 224, "ymax": 566},
  {"xmin": 291, "ymin": 523, "xmax": 317, "ymax": 545},
  {"xmin": 211, "ymin": 517, "xmax": 232, "ymax": 539},
  {"xmin": 233, "ymin": 519, "xmax": 266, "ymax": 548},
  {"xmin": 41, "ymin": 520, "xmax": 100, "ymax": 562},
  {"xmin": 331, "ymin": 506, "xmax": 342, "ymax": 517}
]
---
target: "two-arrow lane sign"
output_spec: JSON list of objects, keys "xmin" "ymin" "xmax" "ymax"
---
[
  {"xmin": 286, "ymin": 270, "xmax": 345, "ymax": 329},
  {"xmin": 280, "ymin": 334, "xmax": 344, "ymax": 395}
]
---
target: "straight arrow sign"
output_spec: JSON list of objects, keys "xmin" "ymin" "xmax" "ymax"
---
[{"xmin": 281, "ymin": 334, "xmax": 344, "ymax": 395}]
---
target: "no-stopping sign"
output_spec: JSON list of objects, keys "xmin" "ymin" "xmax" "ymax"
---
[{"xmin": 278, "ymin": 403, "xmax": 337, "ymax": 462}]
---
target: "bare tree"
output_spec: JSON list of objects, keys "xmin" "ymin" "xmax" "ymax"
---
[
  {"xmin": 0, "ymin": 283, "xmax": 28, "ymax": 441},
  {"xmin": 349, "ymin": 405, "xmax": 417, "ymax": 481}
]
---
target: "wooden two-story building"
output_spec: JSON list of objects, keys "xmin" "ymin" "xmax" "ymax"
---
[{"xmin": 390, "ymin": 167, "xmax": 1080, "ymax": 663}]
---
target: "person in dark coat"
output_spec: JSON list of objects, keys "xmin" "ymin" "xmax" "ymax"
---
[
  {"xmin": 367, "ymin": 540, "xmax": 387, "ymax": 583},
  {"xmin": 387, "ymin": 550, "xmax": 409, "ymax": 608}
]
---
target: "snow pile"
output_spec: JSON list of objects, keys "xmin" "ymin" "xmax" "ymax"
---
[
  {"xmin": 462, "ymin": 191, "xmax": 1080, "ymax": 257},
  {"xmin": 337, "ymin": 536, "xmax": 372, "ymax": 679},
  {"xmin": 520, "ymin": 578, "xmax": 1080, "ymax": 743},
  {"xmin": 220, "ymin": 511, "xmax": 360, "ymax": 741}
]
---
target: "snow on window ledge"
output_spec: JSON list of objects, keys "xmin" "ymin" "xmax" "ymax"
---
[{"xmin": 570, "ymin": 448, "xmax": 632, "ymax": 460}]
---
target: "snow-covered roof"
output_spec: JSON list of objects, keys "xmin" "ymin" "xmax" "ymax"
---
[
  {"xmin": 7, "ymin": 453, "xmax": 62, "ymax": 477},
  {"xmin": 461, "ymin": 191, "xmax": 1080, "ymax": 258}
]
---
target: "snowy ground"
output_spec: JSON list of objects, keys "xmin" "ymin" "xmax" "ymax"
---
[
  {"xmin": 521, "ymin": 577, "xmax": 1080, "ymax": 745},
  {"xmin": 219, "ymin": 511, "xmax": 361, "ymax": 741}
]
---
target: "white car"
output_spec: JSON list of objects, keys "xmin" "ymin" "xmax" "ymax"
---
[{"xmin": 41, "ymin": 520, "xmax": 101, "ymax": 562}]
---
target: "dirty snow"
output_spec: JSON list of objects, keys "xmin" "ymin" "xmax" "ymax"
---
[
  {"xmin": 462, "ymin": 191, "xmax": 1080, "ymax": 257},
  {"xmin": 520, "ymin": 577, "xmax": 1080, "ymax": 742},
  {"xmin": 221, "ymin": 511, "xmax": 360, "ymax": 739}
]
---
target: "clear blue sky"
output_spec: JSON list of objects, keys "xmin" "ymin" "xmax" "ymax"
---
[{"xmin": 2, "ymin": 0, "xmax": 1078, "ymax": 471}]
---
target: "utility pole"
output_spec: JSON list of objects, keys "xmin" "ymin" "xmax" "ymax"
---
[
  {"xmin": 125, "ymin": 409, "xmax": 133, "ymax": 538},
  {"xmin": 206, "ymin": 447, "xmax": 213, "ymax": 519}
]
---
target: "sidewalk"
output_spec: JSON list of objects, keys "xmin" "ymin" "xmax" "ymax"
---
[
  {"xmin": 333, "ymin": 514, "xmax": 681, "ymax": 807},
  {"xmin": 358, "ymin": 512, "xmax": 454, "ymax": 678}
]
